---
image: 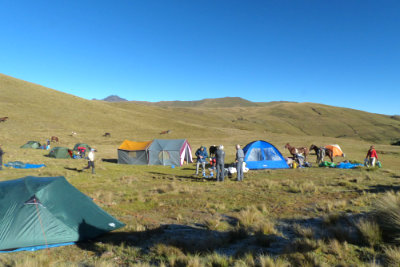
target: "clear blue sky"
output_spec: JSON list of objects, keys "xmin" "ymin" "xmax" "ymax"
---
[{"xmin": 1, "ymin": 0, "xmax": 399, "ymax": 115}]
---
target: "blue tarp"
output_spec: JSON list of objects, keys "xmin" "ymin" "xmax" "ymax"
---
[
  {"xmin": 243, "ymin": 140, "xmax": 289, "ymax": 169},
  {"xmin": 4, "ymin": 161, "xmax": 46, "ymax": 169},
  {"xmin": 0, "ymin": 242, "xmax": 75, "ymax": 253},
  {"xmin": 336, "ymin": 162, "xmax": 363, "ymax": 169}
]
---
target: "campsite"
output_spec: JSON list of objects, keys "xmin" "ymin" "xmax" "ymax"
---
[{"xmin": 1, "ymin": 74, "xmax": 400, "ymax": 266}]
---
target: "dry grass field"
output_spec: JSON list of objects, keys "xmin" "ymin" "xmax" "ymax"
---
[{"xmin": 1, "ymin": 73, "xmax": 400, "ymax": 266}]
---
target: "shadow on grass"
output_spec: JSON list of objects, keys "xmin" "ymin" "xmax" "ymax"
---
[
  {"xmin": 102, "ymin": 158, "xmax": 118, "ymax": 163},
  {"xmin": 181, "ymin": 167, "xmax": 195, "ymax": 170},
  {"xmin": 64, "ymin": 167, "xmax": 83, "ymax": 173},
  {"xmin": 75, "ymin": 211, "xmax": 374, "ymax": 262},
  {"xmin": 148, "ymin": 171, "xmax": 215, "ymax": 182},
  {"xmin": 78, "ymin": 224, "xmax": 273, "ymax": 256},
  {"xmin": 358, "ymin": 184, "xmax": 400, "ymax": 194}
]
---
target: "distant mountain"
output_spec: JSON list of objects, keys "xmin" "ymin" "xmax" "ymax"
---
[
  {"xmin": 102, "ymin": 95, "xmax": 128, "ymax": 102},
  {"xmin": 131, "ymin": 97, "xmax": 260, "ymax": 108}
]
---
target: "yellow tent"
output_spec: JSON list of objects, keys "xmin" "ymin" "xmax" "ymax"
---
[{"xmin": 325, "ymin": 144, "xmax": 345, "ymax": 157}]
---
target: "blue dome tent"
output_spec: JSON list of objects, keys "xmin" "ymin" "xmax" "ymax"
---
[{"xmin": 243, "ymin": 140, "xmax": 289, "ymax": 169}]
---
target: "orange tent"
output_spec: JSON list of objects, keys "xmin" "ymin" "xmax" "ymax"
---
[
  {"xmin": 118, "ymin": 140, "xmax": 152, "ymax": 151},
  {"xmin": 325, "ymin": 144, "xmax": 345, "ymax": 157}
]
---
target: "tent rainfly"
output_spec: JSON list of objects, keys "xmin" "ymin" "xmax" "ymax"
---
[
  {"xmin": 48, "ymin": 147, "xmax": 73, "ymax": 159},
  {"xmin": 243, "ymin": 140, "xmax": 289, "ymax": 169},
  {"xmin": 118, "ymin": 140, "xmax": 153, "ymax": 165},
  {"xmin": 325, "ymin": 144, "xmax": 345, "ymax": 157},
  {"xmin": 20, "ymin": 141, "xmax": 41, "ymax": 149},
  {"xmin": 0, "ymin": 176, "xmax": 124, "ymax": 252},
  {"xmin": 73, "ymin": 143, "xmax": 91, "ymax": 151},
  {"xmin": 118, "ymin": 139, "xmax": 193, "ymax": 166}
]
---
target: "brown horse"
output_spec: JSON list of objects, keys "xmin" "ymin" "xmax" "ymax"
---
[
  {"xmin": 103, "ymin": 132, "xmax": 111, "ymax": 137},
  {"xmin": 0, "ymin": 117, "xmax": 8, "ymax": 122},
  {"xmin": 285, "ymin": 143, "xmax": 309, "ymax": 160},
  {"xmin": 51, "ymin": 136, "xmax": 59, "ymax": 143},
  {"xmin": 309, "ymin": 144, "xmax": 333, "ymax": 164},
  {"xmin": 160, "ymin": 129, "xmax": 171, "ymax": 135}
]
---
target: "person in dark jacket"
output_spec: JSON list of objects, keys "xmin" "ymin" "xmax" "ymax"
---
[
  {"xmin": 235, "ymin": 144, "xmax": 245, "ymax": 181},
  {"xmin": 0, "ymin": 145, "xmax": 4, "ymax": 170},
  {"xmin": 216, "ymin": 145, "xmax": 225, "ymax": 182},
  {"xmin": 195, "ymin": 146, "xmax": 208, "ymax": 176}
]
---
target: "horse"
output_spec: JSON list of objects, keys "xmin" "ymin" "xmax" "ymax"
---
[
  {"xmin": 70, "ymin": 131, "xmax": 77, "ymax": 137},
  {"xmin": 0, "ymin": 117, "xmax": 8, "ymax": 123},
  {"xmin": 285, "ymin": 143, "xmax": 309, "ymax": 161},
  {"xmin": 309, "ymin": 144, "xmax": 333, "ymax": 163},
  {"xmin": 160, "ymin": 130, "xmax": 171, "ymax": 135},
  {"xmin": 51, "ymin": 136, "xmax": 59, "ymax": 143},
  {"xmin": 209, "ymin": 145, "xmax": 218, "ymax": 158},
  {"xmin": 103, "ymin": 132, "xmax": 111, "ymax": 137}
]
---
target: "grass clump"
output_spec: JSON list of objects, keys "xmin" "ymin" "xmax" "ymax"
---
[
  {"xmin": 235, "ymin": 206, "xmax": 278, "ymax": 236},
  {"xmin": 292, "ymin": 223, "xmax": 314, "ymax": 239},
  {"xmin": 286, "ymin": 238, "xmax": 319, "ymax": 253},
  {"xmin": 355, "ymin": 218, "xmax": 382, "ymax": 247},
  {"xmin": 256, "ymin": 254, "xmax": 290, "ymax": 267},
  {"xmin": 373, "ymin": 191, "xmax": 400, "ymax": 244},
  {"xmin": 384, "ymin": 246, "xmax": 400, "ymax": 266},
  {"xmin": 285, "ymin": 180, "xmax": 318, "ymax": 194},
  {"xmin": 204, "ymin": 252, "xmax": 231, "ymax": 267},
  {"xmin": 203, "ymin": 216, "xmax": 230, "ymax": 231}
]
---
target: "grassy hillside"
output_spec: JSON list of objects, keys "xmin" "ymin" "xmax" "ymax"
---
[
  {"xmin": 1, "ymin": 73, "xmax": 399, "ymax": 146},
  {"xmin": 114, "ymin": 100, "xmax": 400, "ymax": 144}
]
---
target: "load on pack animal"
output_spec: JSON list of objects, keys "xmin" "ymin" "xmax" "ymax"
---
[{"xmin": 309, "ymin": 144, "xmax": 333, "ymax": 164}]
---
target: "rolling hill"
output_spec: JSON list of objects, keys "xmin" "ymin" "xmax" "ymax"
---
[{"xmin": 1, "ymin": 73, "xmax": 399, "ymax": 145}]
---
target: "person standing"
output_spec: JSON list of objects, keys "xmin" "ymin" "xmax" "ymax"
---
[
  {"xmin": 235, "ymin": 144, "xmax": 245, "ymax": 181},
  {"xmin": 216, "ymin": 145, "xmax": 225, "ymax": 182},
  {"xmin": 84, "ymin": 148, "xmax": 96, "ymax": 174},
  {"xmin": 365, "ymin": 145, "xmax": 378, "ymax": 167},
  {"xmin": 0, "ymin": 145, "xmax": 4, "ymax": 170},
  {"xmin": 195, "ymin": 146, "xmax": 208, "ymax": 176}
]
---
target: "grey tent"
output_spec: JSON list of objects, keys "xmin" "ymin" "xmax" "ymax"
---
[
  {"xmin": 148, "ymin": 139, "xmax": 193, "ymax": 166},
  {"xmin": 118, "ymin": 139, "xmax": 193, "ymax": 166}
]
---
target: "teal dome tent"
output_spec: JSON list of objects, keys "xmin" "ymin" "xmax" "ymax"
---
[{"xmin": 0, "ymin": 176, "xmax": 124, "ymax": 252}]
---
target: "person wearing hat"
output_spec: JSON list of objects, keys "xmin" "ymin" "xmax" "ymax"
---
[
  {"xmin": 84, "ymin": 148, "xmax": 96, "ymax": 174},
  {"xmin": 0, "ymin": 145, "xmax": 4, "ymax": 170}
]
